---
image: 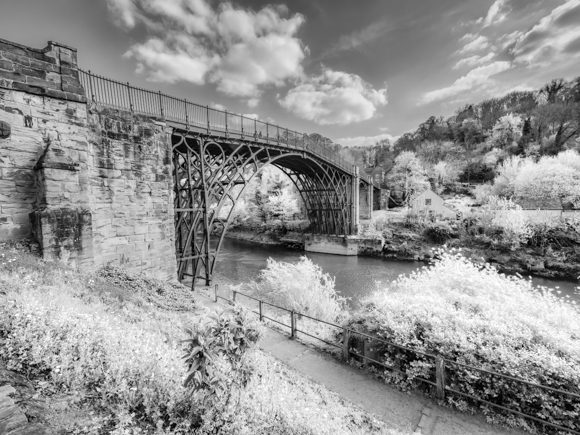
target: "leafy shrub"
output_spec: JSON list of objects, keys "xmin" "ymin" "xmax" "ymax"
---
[
  {"xmin": 183, "ymin": 307, "xmax": 262, "ymax": 433},
  {"xmin": 473, "ymin": 183, "xmax": 493, "ymax": 204},
  {"xmin": 476, "ymin": 196, "xmax": 532, "ymax": 249},
  {"xmin": 248, "ymin": 256, "xmax": 348, "ymax": 323},
  {"xmin": 423, "ymin": 221, "xmax": 457, "ymax": 243},
  {"xmin": 348, "ymin": 249, "xmax": 580, "ymax": 433}
]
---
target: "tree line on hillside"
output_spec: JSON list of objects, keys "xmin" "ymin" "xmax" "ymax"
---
[
  {"xmin": 331, "ymin": 76, "xmax": 580, "ymax": 205},
  {"xmin": 230, "ymin": 76, "xmax": 580, "ymax": 226}
]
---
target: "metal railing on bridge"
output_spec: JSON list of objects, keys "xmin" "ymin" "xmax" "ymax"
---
[{"xmin": 79, "ymin": 69, "xmax": 370, "ymax": 179}]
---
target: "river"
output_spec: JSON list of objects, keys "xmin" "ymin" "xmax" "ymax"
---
[{"xmin": 213, "ymin": 238, "xmax": 580, "ymax": 309}]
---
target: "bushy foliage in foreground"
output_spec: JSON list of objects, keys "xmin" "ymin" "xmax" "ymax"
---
[
  {"xmin": 349, "ymin": 249, "xmax": 580, "ymax": 432},
  {"xmin": 248, "ymin": 256, "xmax": 348, "ymax": 322},
  {"xmin": 0, "ymin": 249, "xmax": 404, "ymax": 435},
  {"xmin": 0, "ymin": 285, "xmax": 198, "ymax": 432}
]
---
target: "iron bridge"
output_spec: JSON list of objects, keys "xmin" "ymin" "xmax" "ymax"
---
[{"xmin": 79, "ymin": 70, "xmax": 374, "ymax": 287}]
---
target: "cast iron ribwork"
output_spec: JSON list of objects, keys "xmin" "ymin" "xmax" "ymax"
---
[{"xmin": 173, "ymin": 130, "xmax": 356, "ymax": 287}]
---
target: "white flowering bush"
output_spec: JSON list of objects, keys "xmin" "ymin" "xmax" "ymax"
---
[
  {"xmin": 248, "ymin": 256, "xmax": 348, "ymax": 323},
  {"xmin": 349, "ymin": 249, "xmax": 580, "ymax": 433}
]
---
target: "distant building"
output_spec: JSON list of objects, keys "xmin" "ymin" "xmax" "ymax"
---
[{"xmin": 410, "ymin": 189, "xmax": 458, "ymax": 220}]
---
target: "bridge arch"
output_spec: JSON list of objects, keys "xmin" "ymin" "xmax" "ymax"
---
[{"xmin": 172, "ymin": 131, "xmax": 356, "ymax": 286}]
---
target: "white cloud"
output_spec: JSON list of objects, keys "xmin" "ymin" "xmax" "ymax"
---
[
  {"xmin": 419, "ymin": 61, "xmax": 512, "ymax": 105},
  {"xmin": 483, "ymin": 0, "xmax": 509, "ymax": 27},
  {"xmin": 106, "ymin": 0, "xmax": 138, "ymax": 28},
  {"xmin": 499, "ymin": 30, "xmax": 523, "ymax": 50},
  {"xmin": 125, "ymin": 37, "xmax": 216, "ymax": 84},
  {"xmin": 278, "ymin": 68, "xmax": 387, "ymax": 125},
  {"xmin": 379, "ymin": 127, "xmax": 390, "ymax": 132},
  {"xmin": 210, "ymin": 102, "xmax": 227, "ymax": 111},
  {"xmin": 456, "ymin": 35, "xmax": 491, "ymax": 54},
  {"xmin": 453, "ymin": 52, "xmax": 496, "ymax": 69},
  {"xmin": 334, "ymin": 133, "xmax": 397, "ymax": 148},
  {"xmin": 511, "ymin": 0, "xmax": 580, "ymax": 66},
  {"xmin": 242, "ymin": 113, "xmax": 259, "ymax": 119},
  {"xmin": 107, "ymin": 0, "xmax": 306, "ymax": 102}
]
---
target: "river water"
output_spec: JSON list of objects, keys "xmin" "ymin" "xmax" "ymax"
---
[{"xmin": 213, "ymin": 238, "xmax": 580, "ymax": 309}]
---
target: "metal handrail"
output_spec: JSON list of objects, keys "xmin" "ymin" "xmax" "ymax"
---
[
  {"xmin": 208, "ymin": 285, "xmax": 580, "ymax": 434},
  {"xmin": 78, "ymin": 68, "xmax": 382, "ymax": 185}
]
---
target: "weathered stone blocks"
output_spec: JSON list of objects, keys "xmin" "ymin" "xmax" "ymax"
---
[{"xmin": 0, "ymin": 37, "xmax": 176, "ymax": 280}]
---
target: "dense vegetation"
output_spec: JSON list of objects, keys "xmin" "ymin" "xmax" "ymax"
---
[
  {"xmin": 0, "ymin": 246, "xmax": 403, "ymax": 435},
  {"xmin": 335, "ymin": 76, "xmax": 580, "ymax": 203},
  {"xmin": 348, "ymin": 249, "xmax": 580, "ymax": 433},
  {"xmin": 239, "ymin": 250, "xmax": 580, "ymax": 433}
]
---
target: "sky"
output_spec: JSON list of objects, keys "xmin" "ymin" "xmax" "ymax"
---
[{"xmin": 1, "ymin": 0, "xmax": 579, "ymax": 146}]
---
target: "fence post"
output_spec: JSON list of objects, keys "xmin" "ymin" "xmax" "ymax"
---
[
  {"xmin": 266, "ymin": 122, "xmax": 269, "ymax": 143},
  {"xmin": 184, "ymin": 99, "xmax": 189, "ymax": 127},
  {"xmin": 259, "ymin": 300, "xmax": 263, "ymax": 321},
  {"xmin": 254, "ymin": 117, "xmax": 257, "ymax": 138},
  {"xmin": 290, "ymin": 310, "xmax": 296, "ymax": 339},
  {"xmin": 436, "ymin": 357, "xmax": 446, "ymax": 400},
  {"xmin": 88, "ymin": 70, "xmax": 95, "ymax": 103},
  {"xmin": 241, "ymin": 115, "xmax": 244, "ymax": 139},
  {"xmin": 225, "ymin": 110, "xmax": 228, "ymax": 136},
  {"xmin": 342, "ymin": 327, "xmax": 350, "ymax": 362},
  {"xmin": 214, "ymin": 284, "xmax": 218, "ymax": 302},
  {"xmin": 206, "ymin": 105, "xmax": 210, "ymax": 134},
  {"xmin": 232, "ymin": 290, "xmax": 237, "ymax": 304},
  {"xmin": 126, "ymin": 82, "xmax": 133, "ymax": 112},
  {"xmin": 158, "ymin": 91, "xmax": 164, "ymax": 118}
]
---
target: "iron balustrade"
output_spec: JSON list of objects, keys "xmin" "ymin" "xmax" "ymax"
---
[
  {"xmin": 79, "ymin": 69, "xmax": 378, "ymax": 186},
  {"xmin": 202, "ymin": 284, "xmax": 580, "ymax": 435}
]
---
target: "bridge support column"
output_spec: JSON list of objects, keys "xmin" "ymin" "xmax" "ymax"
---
[
  {"xmin": 351, "ymin": 166, "xmax": 360, "ymax": 234},
  {"xmin": 359, "ymin": 182, "xmax": 372, "ymax": 221}
]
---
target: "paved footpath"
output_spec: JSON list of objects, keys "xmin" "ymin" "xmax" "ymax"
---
[{"xmin": 195, "ymin": 293, "xmax": 527, "ymax": 435}]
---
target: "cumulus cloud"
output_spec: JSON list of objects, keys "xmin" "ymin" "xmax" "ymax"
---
[
  {"xmin": 419, "ymin": 61, "xmax": 511, "ymax": 105},
  {"xmin": 278, "ymin": 68, "xmax": 387, "ymax": 125},
  {"xmin": 511, "ymin": 0, "xmax": 580, "ymax": 66},
  {"xmin": 334, "ymin": 133, "xmax": 397, "ymax": 148},
  {"xmin": 453, "ymin": 52, "xmax": 496, "ymax": 69},
  {"xmin": 457, "ymin": 35, "xmax": 491, "ymax": 54},
  {"xmin": 106, "ymin": 0, "xmax": 306, "ymax": 102}
]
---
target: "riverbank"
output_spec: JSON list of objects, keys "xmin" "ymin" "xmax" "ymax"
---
[{"xmin": 226, "ymin": 224, "xmax": 580, "ymax": 282}]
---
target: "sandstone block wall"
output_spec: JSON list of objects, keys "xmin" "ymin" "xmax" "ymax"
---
[
  {"xmin": 87, "ymin": 105, "xmax": 176, "ymax": 280},
  {"xmin": 0, "ymin": 38, "xmax": 176, "ymax": 280},
  {"xmin": 0, "ymin": 88, "xmax": 89, "ymax": 240}
]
